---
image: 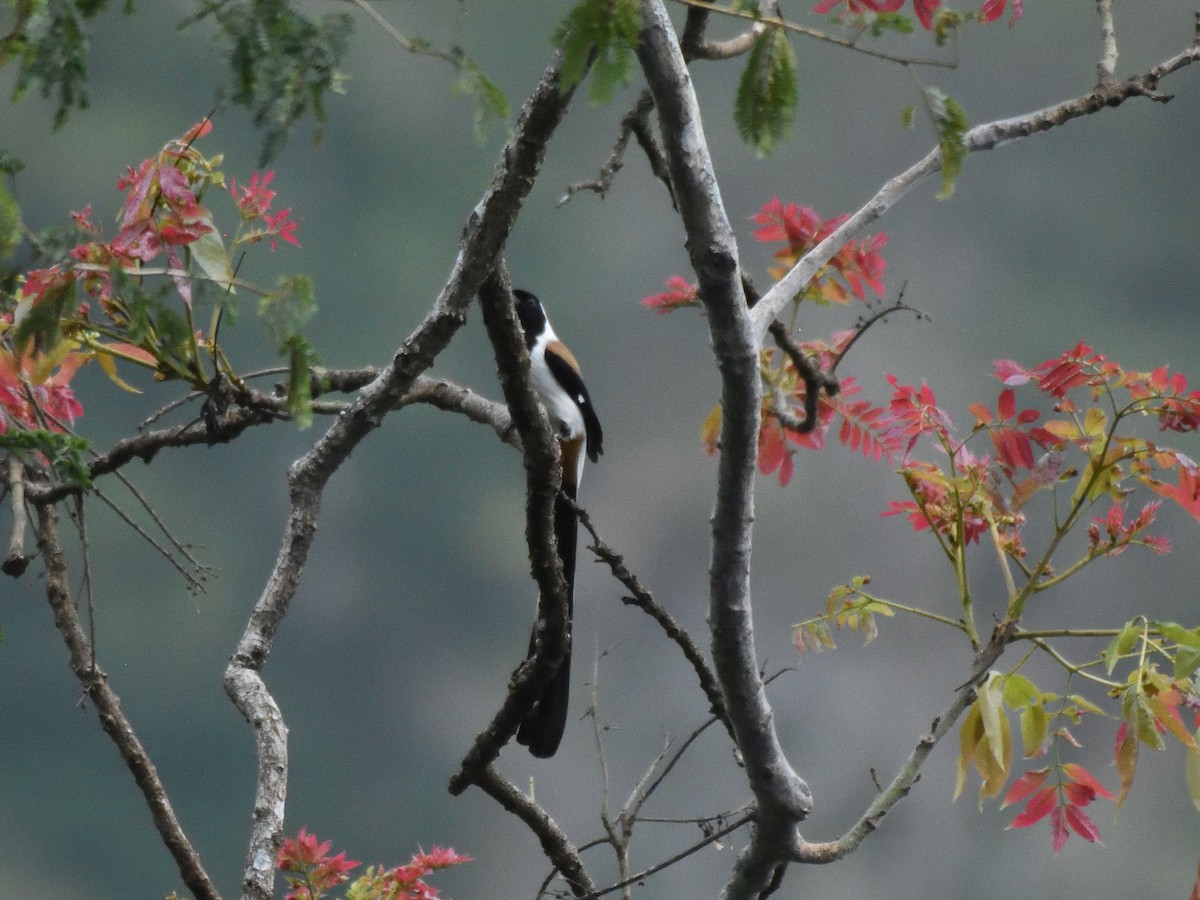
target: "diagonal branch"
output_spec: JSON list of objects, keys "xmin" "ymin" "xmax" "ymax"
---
[
  {"xmin": 223, "ymin": 51, "xmax": 583, "ymax": 900},
  {"xmin": 749, "ymin": 20, "xmax": 1200, "ymax": 341},
  {"xmin": 573, "ymin": 502, "xmax": 732, "ymax": 741},
  {"xmin": 34, "ymin": 501, "xmax": 221, "ymax": 900},
  {"xmin": 795, "ymin": 625, "xmax": 1012, "ymax": 863}
]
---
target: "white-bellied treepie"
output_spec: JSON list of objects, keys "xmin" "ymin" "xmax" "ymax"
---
[{"xmin": 512, "ymin": 289, "xmax": 603, "ymax": 758}]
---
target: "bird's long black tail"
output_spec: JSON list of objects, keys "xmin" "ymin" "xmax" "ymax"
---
[{"xmin": 516, "ymin": 487, "xmax": 577, "ymax": 758}]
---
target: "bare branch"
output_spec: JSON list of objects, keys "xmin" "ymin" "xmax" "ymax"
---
[
  {"xmin": 1096, "ymin": 0, "xmax": 1119, "ymax": 86},
  {"xmin": 474, "ymin": 764, "xmax": 596, "ymax": 897},
  {"xmin": 450, "ymin": 267, "xmax": 569, "ymax": 791},
  {"xmin": 225, "ymin": 50, "xmax": 584, "ymax": 898},
  {"xmin": 750, "ymin": 28, "xmax": 1200, "ymax": 340},
  {"xmin": 559, "ymin": 91, "xmax": 659, "ymax": 206},
  {"xmin": 573, "ymin": 503, "xmax": 732, "ymax": 741},
  {"xmin": 34, "ymin": 502, "xmax": 221, "ymax": 900},
  {"xmin": 579, "ymin": 811, "xmax": 755, "ymax": 899},
  {"xmin": 638, "ymin": 4, "xmax": 813, "ymax": 896},
  {"xmin": 3, "ymin": 455, "xmax": 29, "ymax": 576},
  {"xmin": 795, "ymin": 624, "xmax": 1012, "ymax": 864},
  {"xmin": 674, "ymin": 0, "xmax": 959, "ymax": 68}
]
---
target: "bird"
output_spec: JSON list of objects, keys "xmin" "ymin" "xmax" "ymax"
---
[{"xmin": 512, "ymin": 288, "xmax": 603, "ymax": 758}]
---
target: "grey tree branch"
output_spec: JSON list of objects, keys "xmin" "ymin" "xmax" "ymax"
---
[
  {"xmin": 749, "ymin": 21, "xmax": 1200, "ymax": 342},
  {"xmin": 474, "ymin": 764, "xmax": 596, "ymax": 897},
  {"xmin": 3, "ymin": 455, "xmax": 29, "ymax": 575},
  {"xmin": 449, "ymin": 267, "xmax": 571, "ymax": 794},
  {"xmin": 34, "ymin": 501, "xmax": 221, "ymax": 900},
  {"xmin": 573, "ymin": 502, "xmax": 732, "ymax": 741},
  {"xmin": 1097, "ymin": 0, "xmax": 1119, "ymax": 85},
  {"xmin": 223, "ymin": 53, "xmax": 582, "ymax": 900},
  {"xmin": 637, "ymin": 3, "xmax": 813, "ymax": 898},
  {"xmin": 795, "ymin": 626, "xmax": 1012, "ymax": 863}
]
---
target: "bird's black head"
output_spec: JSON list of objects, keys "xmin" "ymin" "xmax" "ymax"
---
[{"xmin": 512, "ymin": 289, "xmax": 546, "ymax": 349}]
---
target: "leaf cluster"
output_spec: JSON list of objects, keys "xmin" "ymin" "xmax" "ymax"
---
[
  {"xmin": 556, "ymin": 0, "xmax": 642, "ymax": 103},
  {"xmin": 186, "ymin": 0, "xmax": 352, "ymax": 164},
  {"xmin": 1, "ymin": 0, "xmax": 132, "ymax": 128},
  {"xmin": 734, "ymin": 27, "xmax": 798, "ymax": 157}
]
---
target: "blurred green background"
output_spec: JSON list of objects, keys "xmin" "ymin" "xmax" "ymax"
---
[{"xmin": 2, "ymin": 2, "xmax": 1199, "ymax": 898}]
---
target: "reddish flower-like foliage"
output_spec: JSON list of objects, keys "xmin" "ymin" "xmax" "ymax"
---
[
  {"xmin": 708, "ymin": 331, "xmax": 907, "ymax": 486},
  {"xmin": 1005, "ymin": 763, "xmax": 1112, "ymax": 852},
  {"xmin": 1087, "ymin": 501, "xmax": 1170, "ymax": 556},
  {"xmin": 277, "ymin": 828, "xmax": 360, "ymax": 900},
  {"xmin": 0, "ymin": 349, "xmax": 86, "ymax": 434},
  {"xmin": 266, "ymin": 208, "xmax": 300, "ymax": 249},
  {"xmin": 110, "ymin": 158, "xmax": 212, "ymax": 262},
  {"xmin": 813, "ymin": 0, "xmax": 1021, "ymax": 29},
  {"xmin": 642, "ymin": 275, "xmax": 699, "ymax": 314},
  {"xmin": 231, "ymin": 170, "xmax": 278, "ymax": 219},
  {"xmin": 752, "ymin": 197, "xmax": 888, "ymax": 303},
  {"xmin": 980, "ymin": 0, "xmax": 1023, "ymax": 25},
  {"xmin": 384, "ymin": 847, "xmax": 473, "ymax": 899},
  {"xmin": 1146, "ymin": 464, "xmax": 1200, "ymax": 521}
]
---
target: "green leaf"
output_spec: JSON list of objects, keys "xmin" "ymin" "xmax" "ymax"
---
[
  {"xmin": 1187, "ymin": 730, "xmax": 1200, "ymax": 812},
  {"xmin": 1001, "ymin": 672, "xmax": 1040, "ymax": 708},
  {"xmin": 1018, "ymin": 702, "xmax": 1047, "ymax": 757},
  {"xmin": 735, "ymin": 27, "xmax": 798, "ymax": 157},
  {"xmin": 189, "ymin": 209, "xmax": 235, "ymax": 295},
  {"xmin": 0, "ymin": 427, "xmax": 91, "ymax": 487},
  {"xmin": 1155, "ymin": 621, "xmax": 1200, "ymax": 649},
  {"xmin": 452, "ymin": 58, "xmax": 510, "ymax": 140},
  {"xmin": 187, "ymin": 1, "xmax": 353, "ymax": 164},
  {"xmin": 977, "ymin": 671, "xmax": 1008, "ymax": 769},
  {"xmin": 923, "ymin": 87, "xmax": 968, "ymax": 199},
  {"xmin": 555, "ymin": 0, "xmax": 641, "ymax": 103},
  {"xmin": 0, "ymin": 184, "xmax": 21, "ymax": 259},
  {"xmin": 1104, "ymin": 618, "xmax": 1142, "ymax": 675},
  {"xmin": 283, "ymin": 333, "xmax": 317, "ymax": 429},
  {"xmin": 258, "ymin": 274, "xmax": 318, "ymax": 429}
]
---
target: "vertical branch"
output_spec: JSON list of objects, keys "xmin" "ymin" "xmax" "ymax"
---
[
  {"xmin": 450, "ymin": 268, "xmax": 569, "ymax": 788},
  {"xmin": 1096, "ymin": 0, "xmax": 1119, "ymax": 85},
  {"xmin": 35, "ymin": 501, "xmax": 221, "ymax": 900},
  {"xmin": 3, "ymin": 455, "xmax": 30, "ymax": 575},
  {"xmin": 636, "ymin": 3, "xmax": 812, "ymax": 897}
]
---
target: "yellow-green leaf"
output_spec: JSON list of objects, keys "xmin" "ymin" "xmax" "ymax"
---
[
  {"xmin": 1115, "ymin": 725, "xmax": 1139, "ymax": 808},
  {"xmin": 1148, "ymin": 694, "xmax": 1199, "ymax": 750},
  {"xmin": 190, "ymin": 209, "xmax": 235, "ymax": 293},
  {"xmin": 1186, "ymin": 730, "xmax": 1200, "ymax": 813},
  {"xmin": 956, "ymin": 702, "xmax": 983, "ymax": 801},
  {"xmin": 1019, "ymin": 702, "xmax": 1047, "ymax": 758},
  {"xmin": 977, "ymin": 672, "xmax": 1008, "ymax": 769},
  {"xmin": 96, "ymin": 350, "xmax": 143, "ymax": 394},
  {"xmin": 973, "ymin": 706, "xmax": 1012, "ymax": 805}
]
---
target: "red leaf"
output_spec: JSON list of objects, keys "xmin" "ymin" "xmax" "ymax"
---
[
  {"xmin": 1063, "ymin": 804, "xmax": 1102, "ymax": 843},
  {"xmin": 1002, "ymin": 768, "xmax": 1049, "ymax": 808},
  {"xmin": 1008, "ymin": 785, "xmax": 1056, "ymax": 829},
  {"xmin": 1061, "ymin": 763, "xmax": 1114, "ymax": 800},
  {"xmin": 998, "ymin": 387, "xmax": 1016, "ymax": 421},
  {"xmin": 1050, "ymin": 805, "xmax": 1070, "ymax": 853},
  {"xmin": 994, "ymin": 358, "xmax": 1031, "ymax": 386}
]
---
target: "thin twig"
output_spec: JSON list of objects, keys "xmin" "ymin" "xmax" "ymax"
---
[
  {"xmin": 573, "ymin": 503, "xmax": 732, "ymax": 741},
  {"xmin": 577, "ymin": 812, "xmax": 755, "ymax": 899},
  {"xmin": 674, "ymin": 0, "xmax": 960, "ymax": 68}
]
